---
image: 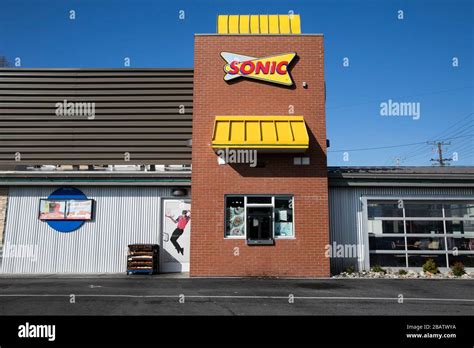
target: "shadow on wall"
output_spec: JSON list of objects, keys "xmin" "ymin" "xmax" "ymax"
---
[{"xmin": 222, "ymin": 129, "xmax": 327, "ymax": 178}]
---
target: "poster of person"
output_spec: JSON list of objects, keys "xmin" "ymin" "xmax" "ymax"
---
[
  {"xmin": 162, "ymin": 200, "xmax": 191, "ymax": 272},
  {"xmin": 66, "ymin": 200, "xmax": 93, "ymax": 220},
  {"xmin": 39, "ymin": 200, "xmax": 67, "ymax": 220}
]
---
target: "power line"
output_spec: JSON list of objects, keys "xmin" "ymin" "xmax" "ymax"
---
[
  {"xmin": 431, "ymin": 112, "xmax": 473, "ymax": 139},
  {"xmin": 437, "ymin": 121, "xmax": 472, "ymax": 141},
  {"xmin": 328, "ymin": 134, "xmax": 473, "ymax": 153},
  {"xmin": 451, "ymin": 143, "xmax": 473, "ymax": 154},
  {"xmin": 398, "ymin": 112, "xmax": 473, "ymax": 159}
]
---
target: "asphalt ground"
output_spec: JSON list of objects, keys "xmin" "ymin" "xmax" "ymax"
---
[{"xmin": 0, "ymin": 276, "xmax": 472, "ymax": 315}]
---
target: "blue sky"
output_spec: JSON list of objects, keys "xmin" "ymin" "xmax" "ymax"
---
[{"xmin": 0, "ymin": 0, "xmax": 472, "ymax": 166}]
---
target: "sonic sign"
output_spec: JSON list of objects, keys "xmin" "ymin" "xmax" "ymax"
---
[{"xmin": 221, "ymin": 52, "xmax": 296, "ymax": 86}]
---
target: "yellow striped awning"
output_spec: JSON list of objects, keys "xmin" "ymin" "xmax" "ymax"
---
[
  {"xmin": 217, "ymin": 14, "xmax": 301, "ymax": 34},
  {"xmin": 211, "ymin": 116, "xmax": 309, "ymax": 151}
]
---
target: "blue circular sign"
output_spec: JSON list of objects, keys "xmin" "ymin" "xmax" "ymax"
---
[{"xmin": 45, "ymin": 187, "xmax": 89, "ymax": 233}]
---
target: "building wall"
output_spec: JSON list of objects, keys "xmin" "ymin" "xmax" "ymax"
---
[
  {"xmin": 191, "ymin": 35, "xmax": 329, "ymax": 277},
  {"xmin": 0, "ymin": 187, "xmax": 8, "ymax": 244},
  {"xmin": 1, "ymin": 186, "xmax": 177, "ymax": 273},
  {"xmin": 328, "ymin": 186, "xmax": 474, "ymax": 275}
]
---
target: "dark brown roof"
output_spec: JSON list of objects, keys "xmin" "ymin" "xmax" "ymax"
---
[{"xmin": 0, "ymin": 68, "xmax": 193, "ymax": 166}]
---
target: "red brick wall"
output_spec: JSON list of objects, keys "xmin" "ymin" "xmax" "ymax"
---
[{"xmin": 190, "ymin": 35, "xmax": 329, "ymax": 277}]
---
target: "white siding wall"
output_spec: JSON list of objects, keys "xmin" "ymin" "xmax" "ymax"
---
[{"xmin": 1, "ymin": 186, "xmax": 177, "ymax": 273}]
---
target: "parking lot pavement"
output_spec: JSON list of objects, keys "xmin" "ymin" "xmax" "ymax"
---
[{"xmin": 0, "ymin": 277, "xmax": 472, "ymax": 315}]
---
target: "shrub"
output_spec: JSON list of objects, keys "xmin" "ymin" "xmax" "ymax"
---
[
  {"xmin": 422, "ymin": 259, "xmax": 439, "ymax": 274},
  {"xmin": 451, "ymin": 262, "xmax": 465, "ymax": 277},
  {"xmin": 398, "ymin": 269, "xmax": 408, "ymax": 276},
  {"xmin": 371, "ymin": 265, "xmax": 387, "ymax": 274},
  {"xmin": 344, "ymin": 265, "xmax": 355, "ymax": 274}
]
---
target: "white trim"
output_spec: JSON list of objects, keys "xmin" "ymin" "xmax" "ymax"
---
[{"xmin": 361, "ymin": 196, "xmax": 370, "ymax": 271}]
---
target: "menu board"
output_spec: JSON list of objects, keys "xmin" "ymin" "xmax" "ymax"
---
[
  {"xmin": 39, "ymin": 199, "xmax": 93, "ymax": 220},
  {"xmin": 66, "ymin": 200, "xmax": 93, "ymax": 220},
  {"xmin": 39, "ymin": 200, "xmax": 67, "ymax": 220}
]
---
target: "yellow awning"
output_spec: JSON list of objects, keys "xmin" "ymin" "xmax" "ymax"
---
[
  {"xmin": 211, "ymin": 116, "xmax": 309, "ymax": 151},
  {"xmin": 217, "ymin": 14, "xmax": 301, "ymax": 34}
]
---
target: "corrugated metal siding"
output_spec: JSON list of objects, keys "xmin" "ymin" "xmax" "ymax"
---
[
  {"xmin": 1, "ymin": 186, "xmax": 178, "ymax": 273},
  {"xmin": 0, "ymin": 68, "xmax": 193, "ymax": 165},
  {"xmin": 328, "ymin": 186, "xmax": 474, "ymax": 275}
]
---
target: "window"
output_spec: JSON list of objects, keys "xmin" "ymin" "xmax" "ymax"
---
[
  {"xmin": 405, "ymin": 221, "xmax": 444, "ymax": 234},
  {"xmin": 367, "ymin": 199, "xmax": 474, "ymax": 268},
  {"xmin": 224, "ymin": 195, "xmax": 294, "ymax": 242},
  {"xmin": 369, "ymin": 236, "xmax": 405, "ymax": 250},
  {"xmin": 247, "ymin": 196, "xmax": 272, "ymax": 204},
  {"xmin": 406, "ymin": 237, "xmax": 445, "ymax": 251},
  {"xmin": 405, "ymin": 202, "xmax": 443, "ymax": 217},
  {"xmin": 445, "ymin": 220, "xmax": 474, "ymax": 234},
  {"xmin": 368, "ymin": 220, "xmax": 404, "ymax": 234},
  {"xmin": 274, "ymin": 197, "xmax": 293, "ymax": 237},
  {"xmin": 408, "ymin": 254, "xmax": 447, "ymax": 268},
  {"xmin": 446, "ymin": 220, "xmax": 474, "ymax": 251},
  {"xmin": 370, "ymin": 254, "xmax": 407, "ymax": 267},
  {"xmin": 368, "ymin": 201, "xmax": 403, "ymax": 218},
  {"xmin": 225, "ymin": 196, "xmax": 245, "ymax": 237},
  {"xmin": 448, "ymin": 255, "xmax": 474, "ymax": 267},
  {"xmin": 444, "ymin": 203, "xmax": 474, "ymax": 218}
]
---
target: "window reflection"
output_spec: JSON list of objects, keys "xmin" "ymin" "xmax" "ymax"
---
[
  {"xmin": 369, "ymin": 236, "xmax": 405, "ymax": 250},
  {"xmin": 406, "ymin": 221, "xmax": 443, "ymax": 234},
  {"xmin": 367, "ymin": 200, "xmax": 474, "ymax": 269},
  {"xmin": 444, "ymin": 203, "xmax": 474, "ymax": 218},
  {"xmin": 406, "ymin": 237, "xmax": 444, "ymax": 251},
  {"xmin": 368, "ymin": 202, "xmax": 402, "ymax": 219},
  {"xmin": 408, "ymin": 254, "xmax": 447, "ymax": 267},
  {"xmin": 370, "ymin": 254, "xmax": 407, "ymax": 267},
  {"xmin": 447, "ymin": 237, "xmax": 474, "ymax": 251},
  {"xmin": 405, "ymin": 203, "xmax": 443, "ymax": 217}
]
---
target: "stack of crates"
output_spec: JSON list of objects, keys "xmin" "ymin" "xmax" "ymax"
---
[{"xmin": 126, "ymin": 244, "xmax": 159, "ymax": 275}]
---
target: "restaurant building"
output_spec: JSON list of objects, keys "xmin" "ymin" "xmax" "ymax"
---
[{"xmin": 0, "ymin": 15, "xmax": 472, "ymax": 276}]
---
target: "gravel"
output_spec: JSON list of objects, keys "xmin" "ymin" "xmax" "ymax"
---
[{"xmin": 333, "ymin": 269, "xmax": 473, "ymax": 279}]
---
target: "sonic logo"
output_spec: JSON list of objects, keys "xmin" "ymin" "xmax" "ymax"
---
[{"xmin": 221, "ymin": 52, "xmax": 297, "ymax": 86}]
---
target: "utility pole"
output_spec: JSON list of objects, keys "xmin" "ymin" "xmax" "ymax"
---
[
  {"xmin": 392, "ymin": 157, "xmax": 405, "ymax": 166},
  {"xmin": 428, "ymin": 141, "xmax": 452, "ymax": 166}
]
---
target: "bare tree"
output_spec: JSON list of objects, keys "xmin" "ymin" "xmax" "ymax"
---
[{"xmin": 0, "ymin": 56, "xmax": 10, "ymax": 67}]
